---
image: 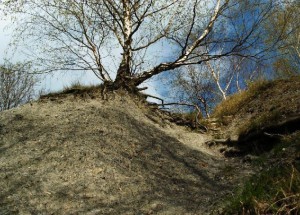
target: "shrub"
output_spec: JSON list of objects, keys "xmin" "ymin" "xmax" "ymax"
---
[{"xmin": 0, "ymin": 62, "xmax": 37, "ymax": 111}]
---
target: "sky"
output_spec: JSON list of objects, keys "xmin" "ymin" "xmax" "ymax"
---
[
  {"xmin": 0, "ymin": 18, "xmax": 163, "ymax": 101},
  {"xmin": 0, "ymin": 19, "xmax": 96, "ymax": 90}
]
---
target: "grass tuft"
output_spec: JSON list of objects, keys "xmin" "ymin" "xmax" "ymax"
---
[
  {"xmin": 61, "ymin": 81, "xmax": 101, "ymax": 93},
  {"xmin": 40, "ymin": 81, "xmax": 102, "ymax": 99}
]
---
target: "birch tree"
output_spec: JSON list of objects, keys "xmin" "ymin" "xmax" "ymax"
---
[
  {"xmin": 2, "ymin": 0, "xmax": 279, "ymax": 92},
  {"xmin": 171, "ymin": 66, "xmax": 216, "ymax": 118},
  {"xmin": 171, "ymin": 56, "xmax": 248, "ymax": 117}
]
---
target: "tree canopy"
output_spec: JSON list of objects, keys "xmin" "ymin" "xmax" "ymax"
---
[
  {"xmin": 2, "ymin": 0, "xmax": 283, "ymax": 91},
  {"xmin": 266, "ymin": 0, "xmax": 300, "ymax": 76}
]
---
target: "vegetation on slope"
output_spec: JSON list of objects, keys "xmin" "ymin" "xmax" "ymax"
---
[
  {"xmin": 1, "ymin": 76, "xmax": 299, "ymax": 214},
  {"xmin": 213, "ymin": 76, "xmax": 300, "ymax": 126},
  {"xmin": 223, "ymin": 132, "xmax": 300, "ymax": 214},
  {"xmin": 210, "ymin": 76, "xmax": 300, "ymax": 154},
  {"xmin": 39, "ymin": 82, "xmax": 103, "ymax": 100},
  {"xmin": 212, "ymin": 76, "xmax": 300, "ymax": 214}
]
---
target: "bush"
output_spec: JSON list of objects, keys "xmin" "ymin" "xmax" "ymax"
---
[{"xmin": 0, "ymin": 62, "xmax": 37, "ymax": 111}]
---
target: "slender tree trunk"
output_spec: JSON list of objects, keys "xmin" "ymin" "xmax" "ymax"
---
[{"xmin": 114, "ymin": 0, "xmax": 134, "ymax": 90}]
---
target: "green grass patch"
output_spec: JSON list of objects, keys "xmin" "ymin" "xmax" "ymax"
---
[
  {"xmin": 222, "ymin": 133, "xmax": 300, "ymax": 214},
  {"xmin": 223, "ymin": 165, "xmax": 300, "ymax": 214}
]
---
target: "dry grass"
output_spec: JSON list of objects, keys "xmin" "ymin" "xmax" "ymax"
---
[
  {"xmin": 223, "ymin": 164, "xmax": 300, "ymax": 214},
  {"xmin": 211, "ymin": 76, "xmax": 300, "ymax": 143},
  {"xmin": 213, "ymin": 77, "xmax": 300, "ymax": 120},
  {"xmin": 237, "ymin": 110, "xmax": 282, "ymax": 135},
  {"xmin": 62, "ymin": 81, "xmax": 101, "ymax": 92},
  {"xmin": 40, "ymin": 82, "xmax": 103, "ymax": 100},
  {"xmin": 213, "ymin": 80, "xmax": 272, "ymax": 118}
]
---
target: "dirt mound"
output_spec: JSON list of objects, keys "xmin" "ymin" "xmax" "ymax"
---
[{"xmin": 0, "ymin": 92, "xmax": 251, "ymax": 214}]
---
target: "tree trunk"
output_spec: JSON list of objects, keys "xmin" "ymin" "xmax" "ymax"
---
[
  {"xmin": 106, "ymin": 67, "xmax": 137, "ymax": 93},
  {"xmin": 111, "ymin": 0, "xmax": 136, "ymax": 92}
]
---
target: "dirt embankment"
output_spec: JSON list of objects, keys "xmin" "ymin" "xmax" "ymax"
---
[
  {"xmin": 0, "ymin": 92, "xmax": 252, "ymax": 214},
  {"xmin": 208, "ymin": 77, "xmax": 300, "ymax": 156},
  {"xmin": 208, "ymin": 77, "xmax": 300, "ymax": 214}
]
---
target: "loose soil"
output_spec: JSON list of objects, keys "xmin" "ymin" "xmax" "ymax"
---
[{"xmin": 0, "ymin": 92, "xmax": 253, "ymax": 214}]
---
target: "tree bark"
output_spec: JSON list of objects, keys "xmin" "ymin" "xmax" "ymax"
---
[{"xmin": 114, "ymin": 0, "xmax": 133, "ymax": 90}]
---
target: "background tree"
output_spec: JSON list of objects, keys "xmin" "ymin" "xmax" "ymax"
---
[
  {"xmin": 171, "ymin": 65, "xmax": 216, "ymax": 118},
  {"xmin": 170, "ymin": 56, "xmax": 256, "ymax": 117},
  {"xmin": 0, "ymin": 62, "xmax": 37, "ymax": 111},
  {"xmin": 2, "ymin": 0, "xmax": 282, "ymax": 92},
  {"xmin": 265, "ymin": 0, "xmax": 300, "ymax": 77}
]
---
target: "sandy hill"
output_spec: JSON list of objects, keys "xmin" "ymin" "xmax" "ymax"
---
[
  {"xmin": 1, "ymin": 76, "xmax": 299, "ymax": 214},
  {"xmin": 0, "ymin": 91, "xmax": 251, "ymax": 215}
]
